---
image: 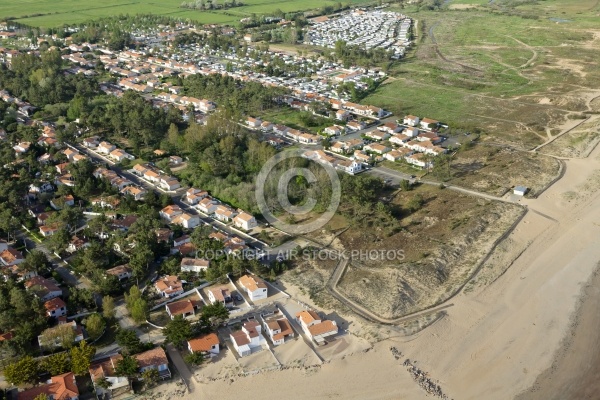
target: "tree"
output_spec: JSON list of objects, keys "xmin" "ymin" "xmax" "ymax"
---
[
  {"xmin": 125, "ymin": 286, "xmax": 148, "ymax": 324},
  {"xmin": 85, "ymin": 313, "xmax": 106, "ymax": 341},
  {"xmin": 164, "ymin": 316, "xmax": 193, "ymax": 348},
  {"xmin": 116, "ymin": 328, "xmax": 146, "ymax": 355},
  {"xmin": 102, "ymin": 295, "xmax": 116, "ymax": 320},
  {"xmin": 407, "ymin": 194, "xmax": 424, "ymax": 213},
  {"xmin": 46, "ymin": 228, "xmax": 70, "ymax": 253},
  {"xmin": 115, "ymin": 354, "xmax": 139, "ymax": 381},
  {"xmin": 400, "ymin": 179, "xmax": 412, "ymax": 191},
  {"xmin": 39, "ymin": 352, "xmax": 71, "ymax": 376},
  {"xmin": 95, "ymin": 377, "xmax": 111, "ymax": 390},
  {"xmin": 129, "ymin": 298, "xmax": 148, "ymax": 324},
  {"xmin": 70, "ymin": 340, "xmax": 96, "ymax": 375},
  {"xmin": 196, "ymin": 302, "xmax": 229, "ymax": 333},
  {"xmin": 22, "ymin": 250, "xmax": 49, "ymax": 274},
  {"xmin": 184, "ymin": 351, "xmax": 205, "ymax": 366},
  {"xmin": 141, "ymin": 368, "xmax": 159, "ymax": 390},
  {"xmin": 4, "ymin": 356, "xmax": 39, "ymax": 385},
  {"xmin": 38, "ymin": 324, "xmax": 76, "ymax": 350},
  {"xmin": 34, "ymin": 394, "xmax": 50, "ymax": 400}
]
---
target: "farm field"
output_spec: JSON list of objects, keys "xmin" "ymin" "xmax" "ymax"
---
[{"xmin": 0, "ymin": 0, "xmax": 371, "ymax": 27}]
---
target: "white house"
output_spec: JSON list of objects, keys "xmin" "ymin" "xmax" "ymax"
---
[
  {"xmin": 44, "ymin": 297, "xmax": 67, "ymax": 318},
  {"xmin": 207, "ymin": 287, "xmax": 232, "ymax": 307},
  {"xmin": 165, "ymin": 298, "xmax": 200, "ymax": 320},
  {"xmin": 364, "ymin": 143, "xmax": 391, "ymax": 154},
  {"xmin": 171, "ymin": 213, "xmax": 201, "ymax": 229},
  {"xmin": 197, "ymin": 197, "xmax": 219, "ymax": 215},
  {"xmin": 109, "ymin": 149, "xmax": 134, "ymax": 162},
  {"xmin": 97, "ymin": 141, "xmax": 116, "ymax": 154},
  {"xmin": 187, "ymin": 333, "xmax": 220, "ymax": 358},
  {"xmin": 405, "ymin": 153, "xmax": 431, "ymax": 169},
  {"xmin": 160, "ymin": 177, "xmax": 181, "ymax": 191},
  {"xmin": 324, "ymin": 125, "xmax": 345, "ymax": 136},
  {"xmin": 336, "ymin": 159, "xmax": 363, "ymax": 175},
  {"xmin": 295, "ymin": 310, "xmax": 338, "ymax": 344},
  {"xmin": 403, "ymin": 115, "xmax": 420, "ymax": 127},
  {"xmin": 180, "ymin": 258, "xmax": 210, "ymax": 273},
  {"xmin": 230, "ymin": 320, "xmax": 265, "ymax": 357},
  {"xmin": 135, "ymin": 347, "xmax": 171, "ymax": 379},
  {"xmin": 121, "ymin": 186, "xmax": 146, "ymax": 200},
  {"xmin": 106, "ymin": 264, "xmax": 132, "ymax": 281},
  {"xmin": 420, "ymin": 117, "xmax": 439, "ymax": 131},
  {"xmin": 232, "ymin": 212, "xmax": 258, "ymax": 230},
  {"xmin": 38, "ymin": 321, "xmax": 85, "ymax": 349},
  {"xmin": 239, "ymin": 274, "xmax": 268, "ymax": 302},
  {"xmin": 186, "ymin": 188, "xmax": 208, "ymax": 205},
  {"xmin": 160, "ymin": 205, "xmax": 183, "ymax": 222},
  {"xmin": 25, "ymin": 276, "xmax": 62, "ymax": 301},
  {"xmin": 214, "ymin": 205, "xmax": 237, "ymax": 222},
  {"xmin": 365, "ymin": 130, "xmax": 390, "ymax": 141},
  {"xmin": 89, "ymin": 355, "xmax": 130, "ymax": 398},
  {"xmin": 335, "ymin": 109, "xmax": 351, "ymax": 121},
  {"xmin": 246, "ymin": 117, "xmax": 262, "ymax": 129},
  {"xmin": 261, "ymin": 310, "xmax": 295, "ymax": 346},
  {"xmin": 155, "ymin": 276, "xmax": 184, "ymax": 298}
]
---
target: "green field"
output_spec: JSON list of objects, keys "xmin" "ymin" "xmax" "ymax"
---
[
  {"xmin": 0, "ymin": 0, "xmax": 371, "ymax": 27},
  {"xmin": 362, "ymin": 0, "xmax": 600, "ymax": 148}
]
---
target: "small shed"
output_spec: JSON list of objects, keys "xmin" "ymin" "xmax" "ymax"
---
[{"xmin": 514, "ymin": 186, "xmax": 528, "ymax": 196}]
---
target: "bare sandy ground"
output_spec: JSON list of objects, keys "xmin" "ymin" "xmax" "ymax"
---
[{"xmin": 143, "ymin": 143, "xmax": 600, "ymax": 399}]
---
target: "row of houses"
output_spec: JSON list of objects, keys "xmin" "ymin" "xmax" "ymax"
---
[
  {"xmin": 303, "ymin": 150, "xmax": 364, "ymax": 175},
  {"xmin": 185, "ymin": 188, "xmax": 258, "ymax": 231},
  {"xmin": 89, "ymin": 347, "xmax": 171, "ymax": 398},
  {"xmin": 82, "ymin": 137, "xmax": 135, "ymax": 162},
  {"xmin": 131, "ymin": 163, "xmax": 181, "ymax": 191},
  {"xmin": 93, "ymin": 167, "xmax": 147, "ymax": 200}
]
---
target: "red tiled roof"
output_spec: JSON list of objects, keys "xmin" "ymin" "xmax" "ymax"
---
[{"xmin": 188, "ymin": 333, "xmax": 219, "ymax": 352}]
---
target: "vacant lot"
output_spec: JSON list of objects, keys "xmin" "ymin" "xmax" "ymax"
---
[
  {"xmin": 335, "ymin": 184, "xmax": 524, "ymax": 319},
  {"xmin": 0, "ymin": 0, "xmax": 370, "ymax": 27},
  {"xmin": 439, "ymin": 142, "xmax": 560, "ymax": 196},
  {"xmin": 541, "ymin": 115, "xmax": 600, "ymax": 158}
]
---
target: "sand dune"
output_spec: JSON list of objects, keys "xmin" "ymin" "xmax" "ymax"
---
[{"xmin": 145, "ymin": 145, "xmax": 600, "ymax": 400}]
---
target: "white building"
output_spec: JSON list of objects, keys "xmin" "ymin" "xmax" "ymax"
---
[
  {"xmin": 232, "ymin": 212, "xmax": 258, "ymax": 230},
  {"xmin": 230, "ymin": 320, "xmax": 265, "ymax": 357},
  {"xmin": 239, "ymin": 274, "xmax": 268, "ymax": 302}
]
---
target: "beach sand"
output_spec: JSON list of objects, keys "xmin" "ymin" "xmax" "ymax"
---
[{"xmin": 142, "ymin": 143, "xmax": 600, "ymax": 399}]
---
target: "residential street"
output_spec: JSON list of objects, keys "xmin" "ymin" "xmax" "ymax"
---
[
  {"xmin": 72, "ymin": 143, "xmax": 267, "ymax": 251},
  {"xmin": 17, "ymin": 228, "xmax": 92, "ymax": 290}
]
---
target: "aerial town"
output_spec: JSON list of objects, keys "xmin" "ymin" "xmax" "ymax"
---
[{"xmin": 0, "ymin": 0, "xmax": 598, "ymax": 399}]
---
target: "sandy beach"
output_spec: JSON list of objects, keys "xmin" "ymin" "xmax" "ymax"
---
[{"xmin": 141, "ymin": 140, "xmax": 600, "ymax": 400}]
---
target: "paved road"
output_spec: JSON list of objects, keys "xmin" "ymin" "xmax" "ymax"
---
[{"xmin": 17, "ymin": 229, "xmax": 91, "ymax": 290}]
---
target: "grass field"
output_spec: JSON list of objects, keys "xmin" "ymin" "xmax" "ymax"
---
[
  {"xmin": 362, "ymin": 0, "xmax": 600, "ymax": 148},
  {"xmin": 0, "ymin": 0, "xmax": 371, "ymax": 27}
]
